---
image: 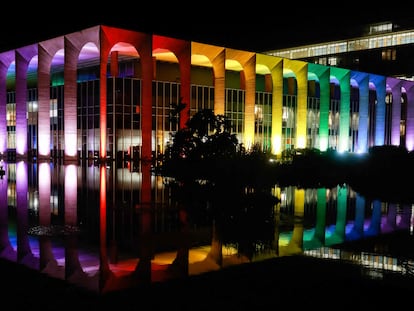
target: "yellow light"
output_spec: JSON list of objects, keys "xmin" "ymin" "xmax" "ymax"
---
[{"xmin": 296, "ymin": 136, "xmax": 306, "ymax": 149}]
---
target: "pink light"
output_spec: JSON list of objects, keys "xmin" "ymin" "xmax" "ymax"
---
[
  {"xmin": 37, "ymin": 132, "xmax": 50, "ymax": 157},
  {"xmin": 99, "ymin": 165, "xmax": 107, "ymax": 261},
  {"xmin": 0, "ymin": 138, "xmax": 5, "ymax": 155},
  {"xmin": 38, "ymin": 163, "xmax": 51, "ymax": 225},
  {"xmin": 64, "ymin": 164, "xmax": 77, "ymax": 224},
  {"xmin": 406, "ymin": 138, "xmax": 414, "ymax": 152},
  {"xmin": 15, "ymin": 132, "xmax": 27, "ymax": 156},
  {"xmin": 100, "ymin": 165, "xmax": 106, "ymax": 222},
  {"xmin": 16, "ymin": 161, "xmax": 27, "ymax": 186},
  {"xmin": 38, "ymin": 163, "xmax": 50, "ymax": 191},
  {"xmin": 64, "ymin": 134, "xmax": 78, "ymax": 158}
]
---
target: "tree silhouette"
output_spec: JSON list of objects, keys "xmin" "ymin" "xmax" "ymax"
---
[
  {"xmin": 165, "ymin": 108, "xmax": 240, "ymax": 162},
  {"xmin": 169, "ymin": 98, "xmax": 187, "ymax": 130}
]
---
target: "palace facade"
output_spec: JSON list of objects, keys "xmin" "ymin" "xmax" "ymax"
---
[{"xmin": 1, "ymin": 24, "xmax": 413, "ymax": 163}]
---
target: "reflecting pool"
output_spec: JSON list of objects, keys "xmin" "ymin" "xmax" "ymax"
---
[{"xmin": 0, "ymin": 159, "xmax": 413, "ymax": 293}]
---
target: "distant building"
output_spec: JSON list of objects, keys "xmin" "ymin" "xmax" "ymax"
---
[
  {"xmin": 264, "ymin": 21, "xmax": 414, "ymax": 80},
  {"xmin": 1, "ymin": 24, "xmax": 413, "ymax": 164}
]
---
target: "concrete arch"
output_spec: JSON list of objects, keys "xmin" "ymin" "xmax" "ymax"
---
[
  {"xmin": 62, "ymin": 26, "xmax": 100, "ymax": 162},
  {"xmin": 225, "ymin": 48, "xmax": 256, "ymax": 149},
  {"xmin": 308, "ymin": 63, "xmax": 331, "ymax": 151},
  {"xmin": 153, "ymin": 35, "xmax": 191, "ymax": 130},
  {"xmin": 401, "ymin": 80, "xmax": 414, "ymax": 150},
  {"xmin": 38, "ymin": 36, "xmax": 64, "ymax": 160},
  {"xmin": 330, "ymin": 67, "xmax": 351, "ymax": 152},
  {"xmin": 368, "ymin": 74, "xmax": 386, "ymax": 147},
  {"xmin": 256, "ymin": 53, "xmax": 283, "ymax": 154},
  {"xmin": 283, "ymin": 59, "xmax": 308, "ymax": 149},
  {"xmin": 0, "ymin": 50, "xmax": 15, "ymax": 155},
  {"xmin": 15, "ymin": 44, "xmax": 38, "ymax": 158},
  {"xmin": 351, "ymin": 71, "xmax": 370, "ymax": 153},
  {"xmin": 99, "ymin": 26, "xmax": 153, "ymax": 161},
  {"xmin": 192, "ymin": 42, "xmax": 225, "ymax": 115},
  {"xmin": 386, "ymin": 77, "xmax": 403, "ymax": 147}
]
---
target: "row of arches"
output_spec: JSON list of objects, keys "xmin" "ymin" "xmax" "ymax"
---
[{"xmin": 0, "ymin": 25, "xmax": 413, "ymax": 163}]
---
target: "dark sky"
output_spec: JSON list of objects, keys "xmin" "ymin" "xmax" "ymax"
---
[{"xmin": 1, "ymin": 7, "xmax": 413, "ymax": 53}]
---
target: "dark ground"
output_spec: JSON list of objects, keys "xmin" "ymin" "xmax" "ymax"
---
[{"xmin": 3, "ymin": 244, "xmax": 414, "ymax": 311}]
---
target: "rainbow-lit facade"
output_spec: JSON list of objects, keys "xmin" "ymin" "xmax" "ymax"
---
[{"xmin": 1, "ymin": 24, "xmax": 413, "ymax": 163}]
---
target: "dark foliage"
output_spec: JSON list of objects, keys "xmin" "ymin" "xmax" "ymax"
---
[{"xmin": 160, "ymin": 108, "xmax": 414, "ymax": 222}]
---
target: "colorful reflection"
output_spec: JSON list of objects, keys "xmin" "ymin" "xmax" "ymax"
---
[{"xmin": 0, "ymin": 160, "xmax": 412, "ymax": 293}]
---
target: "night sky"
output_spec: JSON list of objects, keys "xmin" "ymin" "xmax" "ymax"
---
[{"xmin": 1, "ymin": 7, "xmax": 413, "ymax": 53}]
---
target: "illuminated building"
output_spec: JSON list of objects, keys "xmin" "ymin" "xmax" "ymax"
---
[
  {"xmin": 1, "ymin": 24, "xmax": 413, "ymax": 163},
  {"xmin": 264, "ymin": 20, "xmax": 414, "ymax": 79}
]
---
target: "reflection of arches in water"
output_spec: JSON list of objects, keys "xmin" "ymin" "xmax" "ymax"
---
[
  {"xmin": 346, "ymin": 193, "xmax": 365, "ymax": 241},
  {"xmin": 325, "ymin": 186, "xmax": 347, "ymax": 246},
  {"xmin": 397, "ymin": 203, "xmax": 412, "ymax": 229},
  {"xmin": 304, "ymin": 188, "xmax": 327, "ymax": 249},
  {"xmin": 279, "ymin": 188, "xmax": 304, "ymax": 256},
  {"xmin": 38, "ymin": 163, "xmax": 58, "ymax": 274},
  {"xmin": 365, "ymin": 200, "xmax": 382, "ymax": 236},
  {"xmin": 383, "ymin": 202, "xmax": 398, "ymax": 232},
  {"xmin": 347, "ymin": 197, "xmax": 412, "ymax": 241},
  {"xmin": 98, "ymin": 161, "xmax": 164, "ymax": 293},
  {"xmin": 282, "ymin": 185, "xmax": 410, "ymax": 250},
  {"xmin": 7, "ymin": 158, "xmax": 414, "ymax": 294},
  {"xmin": 349, "ymin": 199, "xmax": 412, "ymax": 240},
  {"xmin": 0, "ymin": 162, "xmax": 15, "ymax": 260},
  {"xmin": 63, "ymin": 164, "xmax": 99, "ymax": 291},
  {"xmin": 16, "ymin": 161, "xmax": 38, "ymax": 269}
]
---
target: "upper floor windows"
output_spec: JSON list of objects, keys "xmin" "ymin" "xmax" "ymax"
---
[{"xmin": 382, "ymin": 49, "xmax": 397, "ymax": 61}]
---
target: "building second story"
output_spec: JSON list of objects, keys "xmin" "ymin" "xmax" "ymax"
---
[{"xmin": 264, "ymin": 20, "xmax": 414, "ymax": 81}]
